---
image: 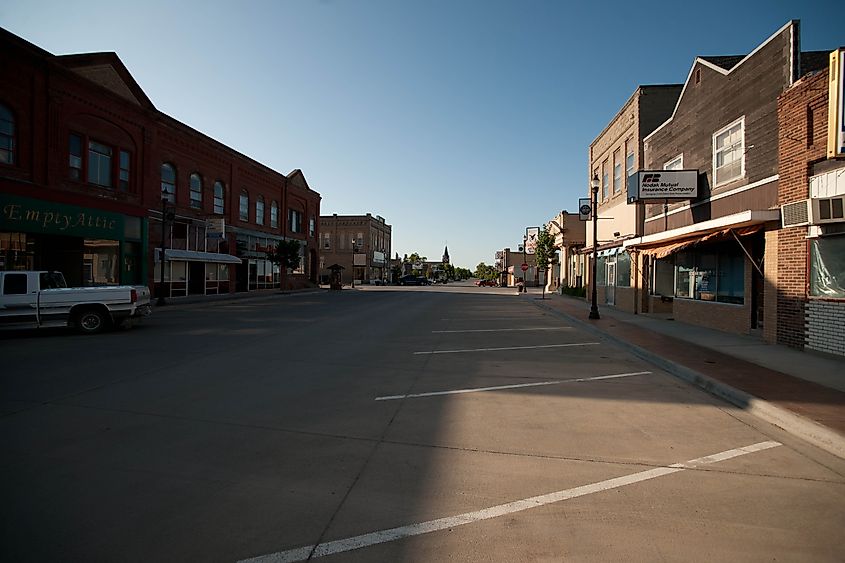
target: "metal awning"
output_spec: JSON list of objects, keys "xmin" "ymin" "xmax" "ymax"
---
[{"xmin": 156, "ymin": 249, "xmax": 242, "ymax": 264}]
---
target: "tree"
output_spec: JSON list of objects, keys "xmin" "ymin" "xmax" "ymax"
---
[
  {"xmin": 474, "ymin": 262, "xmax": 498, "ymax": 281},
  {"xmin": 267, "ymin": 239, "xmax": 302, "ymax": 290},
  {"xmin": 534, "ymin": 226, "xmax": 557, "ymax": 300}
]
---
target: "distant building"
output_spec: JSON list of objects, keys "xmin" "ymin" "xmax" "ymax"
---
[
  {"xmin": 546, "ymin": 211, "xmax": 586, "ymax": 290},
  {"xmin": 318, "ymin": 213, "xmax": 391, "ymax": 284},
  {"xmin": 442, "ymin": 246, "xmax": 450, "ymax": 264}
]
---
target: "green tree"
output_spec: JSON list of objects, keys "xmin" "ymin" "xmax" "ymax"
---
[
  {"xmin": 474, "ymin": 262, "xmax": 498, "ymax": 281},
  {"xmin": 267, "ymin": 239, "xmax": 302, "ymax": 290},
  {"xmin": 534, "ymin": 226, "xmax": 557, "ymax": 299}
]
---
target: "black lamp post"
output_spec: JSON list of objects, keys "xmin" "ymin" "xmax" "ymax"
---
[
  {"xmin": 156, "ymin": 197, "xmax": 170, "ymax": 306},
  {"xmin": 589, "ymin": 174, "xmax": 601, "ymax": 320},
  {"xmin": 350, "ymin": 239, "xmax": 358, "ymax": 288}
]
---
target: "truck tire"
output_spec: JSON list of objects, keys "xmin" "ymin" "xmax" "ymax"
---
[{"xmin": 75, "ymin": 308, "xmax": 109, "ymax": 334}]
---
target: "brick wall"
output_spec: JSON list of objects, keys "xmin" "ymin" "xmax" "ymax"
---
[
  {"xmin": 776, "ymin": 67, "xmax": 829, "ymax": 349},
  {"xmin": 806, "ymin": 301, "xmax": 845, "ymax": 356},
  {"xmin": 763, "ymin": 229, "xmax": 779, "ymax": 343}
]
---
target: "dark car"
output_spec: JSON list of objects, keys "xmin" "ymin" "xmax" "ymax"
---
[{"xmin": 399, "ymin": 275, "xmax": 431, "ymax": 286}]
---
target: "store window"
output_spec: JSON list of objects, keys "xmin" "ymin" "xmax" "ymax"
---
[
  {"xmin": 0, "ymin": 103, "xmax": 15, "ymax": 165},
  {"xmin": 239, "ymin": 190, "xmax": 249, "ymax": 221},
  {"xmin": 595, "ymin": 256, "xmax": 607, "ymax": 286},
  {"xmin": 810, "ymin": 236, "xmax": 845, "ymax": 298},
  {"xmin": 190, "ymin": 173, "xmax": 203, "ymax": 209},
  {"xmin": 161, "ymin": 163, "xmax": 176, "ymax": 203},
  {"xmin": 270, "ymin": 201, "xmax": 279, "ymax": 228},
  {"xmin": 256, "ymin": 195, "xmax": 265, "ymax": 226},
  {"xmin": 83, "ymin": 239, "xmax": 119, "ymax": 286},
  {"xmin": 616, "ymin": 252, "xmax": 631, "ymax": 287},
  {"xmin": 673, "ymin": 244, "xmax": 745, "ymax": 304},
  {"xmin": 652, "ymin": 258, "xmax": 674, "ymax": 297},
  {"xmin": 213, "ymin": 182, "xmax": 225, "ymax": 214}
]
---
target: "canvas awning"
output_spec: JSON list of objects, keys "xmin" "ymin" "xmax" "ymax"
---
[
  {"xmin": 155, "ymin": 249, "xmax": 242, "ymax": 264},
  {"xmin": 633, "ymin": 226, "xmax": 762, "ymax": 259}
]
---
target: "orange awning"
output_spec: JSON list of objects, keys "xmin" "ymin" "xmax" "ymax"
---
[{"xmin": 635, "ymin": 225, "xmax": 762, "ymax": 259}]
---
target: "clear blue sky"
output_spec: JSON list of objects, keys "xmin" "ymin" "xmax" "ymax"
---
[{"xmin": 2, "ymin": 0, "xmax": 842, "ymax": 269}]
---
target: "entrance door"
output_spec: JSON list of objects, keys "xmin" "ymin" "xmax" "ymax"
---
[
  {"xmin": 606, "ymin": 261, "xmax": 616, "ymax": 305},
  {"xmin": 188, "ymin": 262, "xmax": 205, "ymax": 295}
]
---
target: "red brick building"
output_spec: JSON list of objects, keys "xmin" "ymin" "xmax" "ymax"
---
[
  {"xmin": 771, "ymin": 50, "xmax": 845, "ymax": 356},
  {"xmin": 0, "ymin": 28, "xmax": 321, "ymax": 296}
]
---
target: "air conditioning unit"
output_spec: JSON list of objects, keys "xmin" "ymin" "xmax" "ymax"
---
[
  {"xmin": 781, "ymin": 199, "xmax": 810, "ymax": 227},
  {"xmin": 810, "ymin": 196, "xmax": 845, "ymax": 224}
]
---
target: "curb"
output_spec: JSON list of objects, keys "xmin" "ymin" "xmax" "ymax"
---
[
  {"xmin": 152, "ymin": 288, "xmax": 325, "ymax": 311},
  {"xmin": 531, "ymin": 298, "xmax": 845, "ymax": 460}
]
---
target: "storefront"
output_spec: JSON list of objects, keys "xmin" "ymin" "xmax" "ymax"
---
[
  {"xmin": 233, "ymin": 229, "xmax": 285, "ymax": 292},
  {"xmin": 1, "ymin": 193, "xmax": 147, "ymax": 286}
]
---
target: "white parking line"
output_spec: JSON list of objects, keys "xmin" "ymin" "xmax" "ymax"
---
[
  {"xmin": 237, "ymin": 441, "xmax": 781, "ymax": 563},
  {"xmin": 432, "ymin": 327, "xmax": 573, "ymax": 333},
  {"xmin": 413, "ymin": 342, "xmax": 599, "ymax": 355},
  {"xmin": 374, "ymin": 371, "xmax": 652, "ymax": 401}
]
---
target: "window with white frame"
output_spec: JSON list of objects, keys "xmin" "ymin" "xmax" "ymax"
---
[
  {"xmin": 189, "ymin": 173, "xmax": 203, "ymax": 209},
  {"xmin": 270, "ymin": 201, "xmax": 279, "ymax": 228},
  {"xmin": 289, "ymin": 209, "xmax": 303, "ymax": 233},
  {"xmin": 625, "ymin": 141, "xmax": 635, "ymax": 185},
  {"xmin": 664, "ymin": 154, "xmax": 683, "ymax": 170},
  {"xmin": 213, "ymin": 181, "xmax": 225, "ymax": 214},
  {"xmin": 239, "ymin": 190, "xmax": 249, "ymax": 221},
  {"xmin": 713, "ymin": 117, "xmax": 744, "ymax": 186},
  {"xmin": 601, "ymin": 160, "xmax": 609, "ymax": 200},
  {"xmin": 613, "ymin": 149, "xmax": 622, "ymax": 193},
  {"xmin": 255, "ymin": 195, "xmax": 265, "ymax": 226}
]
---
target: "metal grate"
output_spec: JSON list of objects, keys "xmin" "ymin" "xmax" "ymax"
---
[{"xmin": 781, "ymin": 200, "xmax": 809, "ymax": 227}]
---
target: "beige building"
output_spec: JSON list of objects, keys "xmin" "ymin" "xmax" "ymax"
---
[
  {"xmin": 586, "ymin": 85, "xmax": 682, "ymax": 312},
  {"xmin": 318, "ymin": 213, "xmax": 392, "ymax": 284},
  {"xmin": 546, "ymin": 211, "xmax": 586, "ymax": 291}
]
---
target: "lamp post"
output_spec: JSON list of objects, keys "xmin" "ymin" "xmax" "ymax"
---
[
  {"xmin": 156, "ymin": 197, "xmax": 170, "ymax": 307},
  {"xmin": 589, "ymin": 174, "xmax": 600, "ymax": 320},
  {"xmin": 350, "ymin": 238, "xmax": 358, "ymax": 288}
]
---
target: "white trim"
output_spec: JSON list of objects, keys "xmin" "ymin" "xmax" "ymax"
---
[
  {"xmin": 712, "ymin": 116, "xmax": 746, "ymax": 187},
  {"xmin": 644, "ymin": 174, "xmax": 778, "ymax": 224},
  {"xmin": 625, "ymin": 209, "xmax": 780, "ymax": 248},
  {"xmin": 643, "ymin": 21, "xmax": 796, "ymax": 144}
]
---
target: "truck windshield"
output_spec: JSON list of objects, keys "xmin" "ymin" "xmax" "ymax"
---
[{"xmin": 40, "ymin": 272, "xmax": 67, "ymax": 289}]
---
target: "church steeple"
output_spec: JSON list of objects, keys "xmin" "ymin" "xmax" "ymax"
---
[{"xmin": 442, "ymin": 246, "xmax": 450, "ymax": 264}]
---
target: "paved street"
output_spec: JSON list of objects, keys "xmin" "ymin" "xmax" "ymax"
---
[{"xmin": 2, "ymin": 284, "xmax": 844, "ymax": 562}]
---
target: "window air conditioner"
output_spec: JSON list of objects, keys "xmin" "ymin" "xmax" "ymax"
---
[
  {"xmin": 781, "ymin": 199, "xmax": 810, "ymax": 227},
  {"xmin": 810, "ymin": 196, "xmax": 845, "ymax": 224}
]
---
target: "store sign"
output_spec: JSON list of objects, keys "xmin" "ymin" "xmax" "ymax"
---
[
  {"xmin": 1, "ymin": 193, "xmax": 125, "ymax": 239},
  {"xmin": 828, "ymin": 48, "xmax": 845, "ymax": 158},
  {"xmin": 372, "ymin": 251, "xmax": 386, "ymax": 265},
  {"xmin": 207, "ymin": 217, "xmax": 225, "ymax": 239},
  {"xmin": 627, "ymin": 170, "xmax": 698, "ymax": 202}
]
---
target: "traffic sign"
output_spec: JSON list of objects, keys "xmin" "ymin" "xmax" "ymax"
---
[{"xmin": 521, "ymin": 263, "xmax": 529, "ymax": 272}]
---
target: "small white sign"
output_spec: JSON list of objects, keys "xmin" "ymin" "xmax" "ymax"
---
[{"xmin": 207, "ymin": 217, "xmax": 225, "ymax": 238}]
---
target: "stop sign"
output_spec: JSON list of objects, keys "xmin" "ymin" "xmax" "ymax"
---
[{"xmin": 521, "ymin": 263, "xmax": 529, "ymax": 272}]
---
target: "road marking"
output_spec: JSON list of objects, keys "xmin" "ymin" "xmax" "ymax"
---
[
  {"xmin": 374, "ymin": 371, "xmax": 652, "ymax": 401},
  {"xmin": 237, "ymin": 441, "xmax": 781, "ymax": 563},
  {"xmin": 432, "ymin": 327, "xmax": 573, "ymax": 333},
  {"xmin": 413, "ymin": 342, "xmax": 599, "ymax": 355}
]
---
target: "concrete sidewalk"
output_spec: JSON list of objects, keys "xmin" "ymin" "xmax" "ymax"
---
[{"xmin": 528, "ymin": 290, "xmax": 845, "ymax": 459}]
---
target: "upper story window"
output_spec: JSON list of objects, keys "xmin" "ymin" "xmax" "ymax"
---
[
  {"xmin": 289, "ymin": 209, "xmax": 303, "ymax": 233},
  {"xmin": 664, "ymin": 154, "xmax": 684, "ymax": 170},
  {"xmin": 189, "ymin": 173, "xmax": 203, "ymax": 209},
  {"xmin": 161, "ymin": 163, "xmax": 176, "ymax": 203},
  {"xmin": 625, "ymin": 141, "xmax": 635, "ymax": 188},
  {"xmin": 612, "ymin": 149, "xmax": 622, "ymax": 194},
  {"xmin": 88, "ymin": 141, "xmax": 113, "ymax": 187},
  {"xmin": 323, "ymin": 233, "xmax": 331, "ymax": 249},
  {"xmin": 213, "ymin": 181, "xmax": 225, "ymax": 214},
  {"xmin": 119, "ymin": 150, "xmax": 130, "ymax": 191},
  {"xmin": 256, "ymin": 195, "xmax": 265, "ymax": 226},
  {"xmin": 601, "ymin": 160, "xmax": 609, "ymax": 201},
  {"xmin": 270, "ymin": 201, "xmax": 279, "ymax": 228},
  {"xmin": 69, "ymin": 134, "xmax": 83, "ymax": 180},
  {"xmin": 0, "ymin": 103, "xmax": 15, "ymax": 165},
  {"xmin": 239, "ymin": 190, "xmax": 249, "ymax": 221},
  {"xmin": 713, "ymin": 116, "xmax": 745, "ymax": 187},
  {"xmin": 309, "ymin": 216, "xmax": 315, "ymax": 237}
]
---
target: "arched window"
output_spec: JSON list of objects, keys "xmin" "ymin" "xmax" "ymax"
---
[
  {"xmin": 256, "ymin": 195, "xmax": 265, "ymax": 226},
  {"xmin": 161, "ymin": 163, "xmax": 176, "ymax": 203},
  {"xmin": 0, "ymin": 103, "xmax": 14, "ymax": 165},
  {"xmin": 270, "ymin": 201, "xmax": 279, "ymax": 228},
  {"xmin": 239, "ymin": 190, "xmax": 249, "ymax": 221},
  {"xmin": 213, "ymin": 181, "xmax": 225, "ymax": 214},
  {"xmin": 189, "ymin": 173, "xmax": 203, "ymax": 209}
]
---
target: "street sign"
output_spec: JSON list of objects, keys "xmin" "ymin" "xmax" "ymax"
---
[
  {"xmin": 579, "ymin": 198, "xmax": 592, "ymax": 221},
  {"xmin": 521, "ymin": 263, "xmax": 529, "ymax": 272}
]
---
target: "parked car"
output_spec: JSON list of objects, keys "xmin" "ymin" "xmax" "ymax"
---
[
  {"xmin": 399, "ymin": 275, "xmax": 431, "ymax": 286},
  {"xmin": 0, "ymin": 270, "xmax": 152, "ymax": 334},
  {"xmin": 475, "ymin": 279, "xmax": 497, "ymax": 287}
]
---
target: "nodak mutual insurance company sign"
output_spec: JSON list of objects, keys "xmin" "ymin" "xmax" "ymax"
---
[{"xmin": 627, "ymin": 170, "xmax": 698, "ymax": 202}]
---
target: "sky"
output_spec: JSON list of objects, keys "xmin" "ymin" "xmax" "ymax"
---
[{"xmin": 1, "ymin": 0, "xmax": 842, "ymax": 269}]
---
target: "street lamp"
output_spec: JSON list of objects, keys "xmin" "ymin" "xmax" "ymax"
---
[
  {"xmin": 156, "ymin": 197, "xmax": 171, "ymax": 307},
  {"xmin": 589, "ymin": 174, "xmax": 600, "ymax": 320},
  {"xmin": 350, "ymin": 238, "xmax": 358, "ymax": 288}
]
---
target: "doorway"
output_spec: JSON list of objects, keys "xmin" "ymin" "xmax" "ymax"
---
[{"xmin": 188, "ymin": 262, "xmax": 205, "ymax": 295}]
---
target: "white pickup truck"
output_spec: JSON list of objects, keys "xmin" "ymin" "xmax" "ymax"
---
[{"xmin": 0, "ymin": 271, "xmax": 151, "ymax": 334}]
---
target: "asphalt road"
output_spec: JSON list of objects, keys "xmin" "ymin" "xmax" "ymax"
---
[{"xmin": 2, "ymin": 283, "xmax": 844, "ymax": 562}]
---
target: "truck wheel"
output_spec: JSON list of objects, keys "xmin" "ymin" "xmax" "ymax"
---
[{"xmin": 76, "ymin": 309, "xmax": 108, "ymax": 334}]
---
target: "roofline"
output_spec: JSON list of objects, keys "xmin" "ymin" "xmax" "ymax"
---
[
  {"xmin": 589, "ymin": 84, "xmax": 681, "ymax": 150},
  {"xmin": 644, "ymin": 20, "xmax": 798, "ymax": 144}
]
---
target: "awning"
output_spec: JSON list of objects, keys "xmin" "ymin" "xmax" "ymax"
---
[
  {"xmin": 156, "ymin": 249, "xmax": 242, "ymax": 264},
  {"xmin": 633, "ymin": 225, "xmax": 762, "ymax": 259}
]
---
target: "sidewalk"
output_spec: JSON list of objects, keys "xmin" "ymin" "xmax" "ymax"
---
[
  {"xmin": 528, "ymin": 290, "xmax": 845, "ymax": 459},
  {"xmin": 151, "ymin": 286, "xmax": 325, "ymax": 309}
]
